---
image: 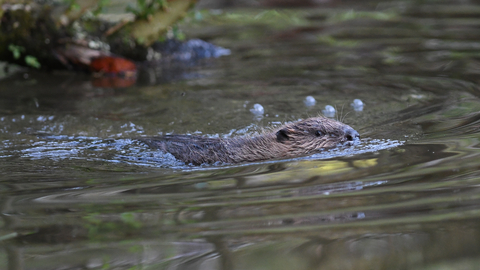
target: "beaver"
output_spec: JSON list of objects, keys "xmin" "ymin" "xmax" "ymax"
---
[{"xmin": 141, "ymin": 117, "xmax": 359, "ymax": 165}]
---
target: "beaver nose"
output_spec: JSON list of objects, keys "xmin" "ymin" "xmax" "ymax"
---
[{"xmin": 345, "ymin": 128, "xmax": 360, "ymax": 141}]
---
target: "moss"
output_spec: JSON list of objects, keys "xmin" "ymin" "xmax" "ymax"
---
[
  {"xmin": 0, "ymin": 0, "xmax": 197, "ymax": 69},
  {"xmin": 0, "ymin": 7, "xmax": 67, "ymax": 69}
]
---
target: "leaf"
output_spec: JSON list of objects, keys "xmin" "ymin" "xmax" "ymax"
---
[
  {"xmin": 25, "ymin": 55, "xmax": 41, "ymax": 69},
  {"xmin": 8, "ymin": 44, "xmax": 25, "ymax": 59}
]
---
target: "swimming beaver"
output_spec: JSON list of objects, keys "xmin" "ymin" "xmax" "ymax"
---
[{"xmin": 141, "ymin": 117, "xmax": 359, "ymax": 165}]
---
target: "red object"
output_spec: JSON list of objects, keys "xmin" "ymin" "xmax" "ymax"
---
[{"xmin": 90, "ymin": 56, "xmax": 137, "ymax": 74}]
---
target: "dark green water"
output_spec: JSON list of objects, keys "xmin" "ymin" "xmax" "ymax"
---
[{"xmin": 2, "ymin": 1, "xmax": 480, "ymax": 269}]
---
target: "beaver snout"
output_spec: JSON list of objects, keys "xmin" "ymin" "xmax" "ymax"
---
[{"xmin": 344, "ymin": 127, "xmax": 360, "ymax": 145}]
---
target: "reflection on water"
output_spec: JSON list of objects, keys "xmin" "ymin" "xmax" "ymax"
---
[{"xmin": 3, "ymin": 0, "xmax": 480, "ymax": 269}]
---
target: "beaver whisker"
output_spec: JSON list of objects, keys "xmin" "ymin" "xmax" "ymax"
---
[{"xmin": 341, "ymin": 111, "xmax": 351, "ymax": 123}]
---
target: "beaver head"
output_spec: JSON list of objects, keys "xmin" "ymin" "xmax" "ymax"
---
[{"xmin": 274, "ymin": 117, "xmax": 360, "ymax": 154}]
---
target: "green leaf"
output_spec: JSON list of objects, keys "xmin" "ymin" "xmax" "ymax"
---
[
  {"xmin": 25, "ymin": 55, "xmax": 41, "ymax": 69},
  {"xmin": 8, "ymin": 44, "xmax": 25, "ymax": 59}
]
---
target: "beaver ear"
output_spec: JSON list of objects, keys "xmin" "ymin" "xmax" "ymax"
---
[{"xmin": 276, "ymin": 129, "xmax": 290, "ymax": 142}]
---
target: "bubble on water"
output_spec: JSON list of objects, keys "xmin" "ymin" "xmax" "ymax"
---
[
  {"xmin": 351, "ymin": 99, "xmax": 364, "ymax": 111},
  {"xmin": 250, "ymin": 103, "xmax": 264, "ymax": 115},
  {"xmin": 304, "ymin": 96, "xmax": 316, "ymax": 107},
  {"xmin": 356, "ymin": 212, "xmax": 365, "ymax": 219},
  {"xmin": 322, "ymin": 105, "xmax": 335, "ymax": 118}
]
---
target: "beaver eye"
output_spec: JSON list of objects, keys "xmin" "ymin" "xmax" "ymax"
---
[{"xmin": 315, "ymin": 130, "xmax": 323, "ymax": 137}]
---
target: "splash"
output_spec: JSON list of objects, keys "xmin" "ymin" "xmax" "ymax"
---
[
  {"xmin": 310, "ymin": 138, "xmax": 404, "ymax": 160},
  {"xmin": 12, "ymin": 135, "xmax": 403, "ymax": 169}
]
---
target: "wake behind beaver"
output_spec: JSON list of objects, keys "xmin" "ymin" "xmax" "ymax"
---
[{"xmin": 140, "ymin": 117, "xmax": 360, "ymax": 165}]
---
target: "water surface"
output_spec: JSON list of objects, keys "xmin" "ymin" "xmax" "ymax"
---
[{"xmin": 2, "ymin": 1, "xmax": 480, "ymax": 269}]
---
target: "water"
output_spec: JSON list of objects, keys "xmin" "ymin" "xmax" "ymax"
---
[{"xmin": 2, "ymin": 0, "xmax": 480, "ymax": 269}]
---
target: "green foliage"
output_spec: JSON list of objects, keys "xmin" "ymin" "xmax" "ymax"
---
[
  {"xmin": 8, "ymin": 44, "xmax": 24, "ymax": 59},
  {"xmin": 25, "ymin": 55, "xmax": 41, "ymax": 69},
  {"xmin": 126, "ymin": 0, "xmax": 168, "ymax": 20},
  {"xmin": 161, "ymin": 25, "xmax": 186, "ymax": 41},
  {"xmin": 63, "ymin": 0, "xmax": 80, "ymax": 11},
  {"xmin": 93, "ymin": 0, "xmax": 110, "ymax": 16},
  {"xmin": 171, "ymin": 25, "xmax": 186, "ymax": 41},
  {"xmin": 8, "ymin": 45, "xmax": 41, "ymax": 69}
]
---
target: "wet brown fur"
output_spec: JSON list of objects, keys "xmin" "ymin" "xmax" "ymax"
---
[{"xmin": 141, "ymin": 117, "xmax": 359, "ymax": 165}]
